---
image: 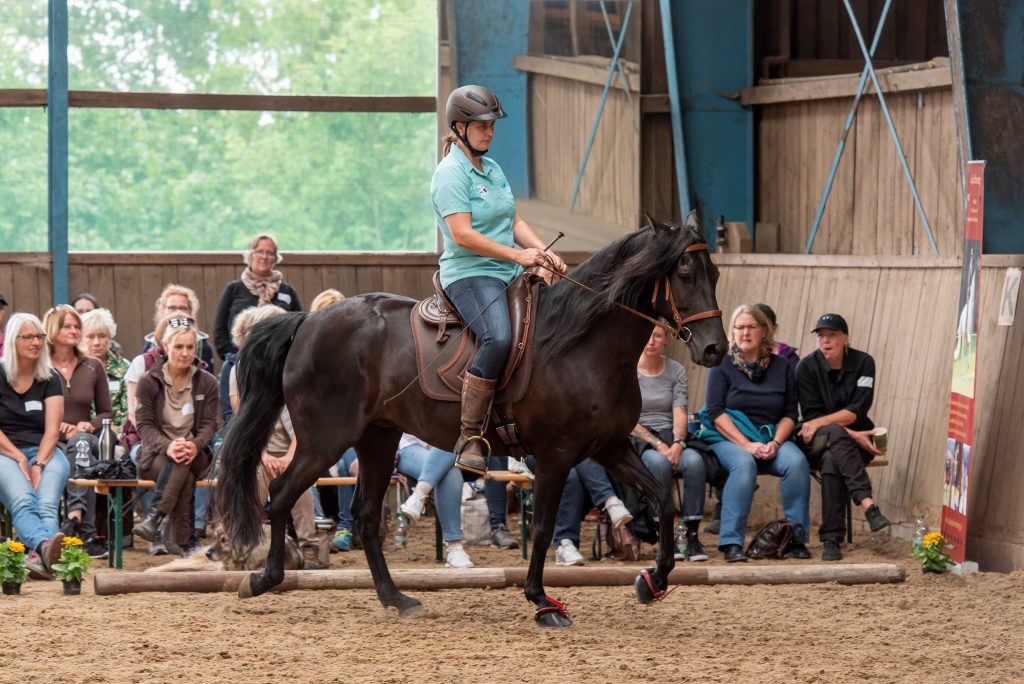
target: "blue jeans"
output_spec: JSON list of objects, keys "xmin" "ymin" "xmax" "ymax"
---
[
  {"xmin": 710, "ymin": 440, "xmax": 810, "ymax": 547},
  {"xmin": 444, "ymin": 275, "xmax": 513, "ymax": 379},
  {"xmin": 485, "ymin": 455, "xmax": 509, "ymax": 529},
  {"xmin": 0, "ymin": 447, "xmax": 70, "ymax": 551},
  {"xmin": 396, "ymin": 444, "xmax": 464, "ymax": 543},
  {"xmin": 553, "ymin": 459, "xmax": 619, "ymax": 546},
  {"xmin": 335, "ymin": 448, "xmax": 358, "ymax": 531},
  {"xmin": 218, "ymin": 353, "xmax": 236, "ymax": 428},
  {"xmin": 639, "ymin": 447, "xmax": 707, "ymax": 521}
]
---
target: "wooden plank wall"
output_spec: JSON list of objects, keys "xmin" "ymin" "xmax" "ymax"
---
[
  {"xmin": 528, "ymin": 72, "xmax": 640, "ymax": 229},
  {"xmin": 675, "ymin": 254, "xmax": 1024, "ymax": 570},
  {"xmin": 757, "ymin": 86, "xmax": 963, "ymax": 256}
]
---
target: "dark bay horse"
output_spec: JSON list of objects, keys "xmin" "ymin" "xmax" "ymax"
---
[{"xmin": 217, "ymin": 212, "xmax": 728, "ymax": 627}]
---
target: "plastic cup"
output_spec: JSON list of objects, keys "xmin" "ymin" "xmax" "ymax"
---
[{"xmin": 871, "ymin": 427, "xmax": 888, "ymax": 453}]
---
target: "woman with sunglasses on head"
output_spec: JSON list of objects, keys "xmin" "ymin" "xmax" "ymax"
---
[
  {"xmin": 132, "ymin": 317, "xmax": 220, "ymax": 556},
  {"xmin": 434, "ymin": 85, "xmax": 565, "ymax": 474},
  {"xmin": 697, "ymin": 304, "xmax": 810, "ymax": 563},
  {"xmin": 0, "ymin": 313, "xmax": 68, "ymax": 579},
  {"xmin": 213, "ymin": 233, "xmax": 302, "ymax": 427},
  {"xmin": 43, "ymin": 305, "xmax": 112, "ymax": 558}
]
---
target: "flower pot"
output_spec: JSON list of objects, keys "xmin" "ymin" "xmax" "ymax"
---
[
  {"xmin": 1, "ymin": 582, "xmax": 21, "ymax": 595},
  {"xmin": 62, "ymin": 579, "xmax": 82, "ymax": 595}
]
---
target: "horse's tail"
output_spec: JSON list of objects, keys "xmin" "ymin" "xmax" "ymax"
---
[{"xmin": 217, "ymin": 312, "xmax": 308, "ymax": 551}]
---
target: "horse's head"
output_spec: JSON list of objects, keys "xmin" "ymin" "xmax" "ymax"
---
[{"xmin": 647, "ymin": 210, "xmax": 728, "ymax": 368}]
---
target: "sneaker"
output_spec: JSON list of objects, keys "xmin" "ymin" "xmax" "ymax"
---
[
  {"xmin": 160, "ymin": 524, "xmax": 182, "ymax": 556},
  {"xmin": 822, "ymin": 540, "xmax": 843, "ymax": 561},
  {"xmin": 301, "ymin": 545, "xmax": 326, "ymax": 570},
  {"xmin": 721, "ymin": 544, "xmax": 747, "ymax": 563},
  {"xmin": 147, "ymin": 541, "xmax": 168, "ymax": 556},
  {"xmin": 332, "ymin": 528, "xmax": 353, "ymax": 552},
  {"xmin": 445, "ymin": 543, "xmax": 474, "ymax": 569},
  {"xmin": 865, "ymin": 504, "xmax": 891, "ymax": 532},
  {"xmin": 684, "ymin": 536, "xmax": 710, "ymax": 562},
  {"xmin": 42, "ymin": 532, "xmax": 65, "ymax": 571},
  {"xmin": 554, "ymin": 539, "xmax": 585, "ymax": 567},
  {"xmin": 25, "ymin": 551, "xmax": 51, "ymax": 580},
  {"xmin": 60, "ymin": 517, "xmax": 82, "ymax": 537},
  {"xmin": 400, "ymin": 489, "xmax": 427, "ymax": 523},
  {"xmin": 704, "ymin": 519, "xmax": 721, "ymax": 536},
  {"xmin": 674, "ymin": 543, "xmax": 687, "ymax": 561},
  {"xmin": 490, "ymin": 524, "xmax": 520, "ymax": 550},
  {"xmin": 84, "ymin": 539, "xmax": 109, "ymax": 559},
  {"xmin": 603, "ymin": 496, "xmax": 634, "ymax": 530},
  {"xmin": 783, "ymin": 542, "xmax": 811, "ymax": 560}
]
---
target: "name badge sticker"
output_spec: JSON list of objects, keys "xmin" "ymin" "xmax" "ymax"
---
[
  {"xmin": 857, "ymin": 376, "xmax": 874, "ymax": 388},
  {"xmin": 108, "ymin": 380, "xmax": 121, "ymax": 393},
  {"xmin": 24, "ymin": 400, "xmax": 43, "ymax": 412},
  {"xmin": 276, "ymin": 292, "xmax": 292, "ymax": 305},
  {"xmin": 182, "ymin": 402, "xmax": 194, "ymax": 416}
]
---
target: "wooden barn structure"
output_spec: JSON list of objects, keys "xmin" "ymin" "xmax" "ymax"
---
[{"xmin": 1, "ymin": 1, "xmax": 1022, "ymax": 569}]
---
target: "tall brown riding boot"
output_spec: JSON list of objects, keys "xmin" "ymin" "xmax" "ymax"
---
[{"xmin": 454, "ymin": 372, "xmax": 497, "ymax": 475}]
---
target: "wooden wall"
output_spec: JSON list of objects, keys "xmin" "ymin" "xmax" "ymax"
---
[
  {"xmin": 527, "ymin": 70, "xmax": 640, "ymax": 230},
  {"xmin": 755, "ymin": 81, "xmax": 963, "ymax": 256},
  {"xmin": 676, "ymin": 253, "xmax": 1024, "ymax": 570}
]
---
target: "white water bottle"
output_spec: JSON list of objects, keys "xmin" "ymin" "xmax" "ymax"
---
[
  {"xmin": 98, "ymin": 418, "xmax": 116, "ymax": 462},
  {"xmin": 675, "ymin": 518, "xmax": 687, "ymax": 552},
  {"xmin": 394, "ymin": 512, "xmax": 409, "ymax": 548},
  {"xmin": 912, "ymin": 515, "xmax": 929, "ymax": 551},
  {"xmin": 74, "ymin": 440, "xmax": 91, "ymax": 471}
]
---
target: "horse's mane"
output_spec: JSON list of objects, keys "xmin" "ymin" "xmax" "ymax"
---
[{"xmin": 537, "ymin": 221, "xmax": 705, "ymax": 357}]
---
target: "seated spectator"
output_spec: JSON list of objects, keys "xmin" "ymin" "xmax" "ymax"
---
[
  {"xmin": 629, "ymin": 326, "xmax": 709, "ymax": 561},
  {"xmin": 796, "ymin": 313, "xmax": 890, "ymax": 561},
  {"xmin": 754, "ymin": 303, "xmax": 799, "ymax": 368},
  {"xmin": 310, "ymin": 288, "xmax": 345, "ymax": 313},
  {"xmin": 132, "ymin": 319, "xmax": 220, "ymax": 556},
  {"xmin": 698, "ymin": 304, "xmax": 810, "ymax": 563},
  {"xmin": 80, "ymin": 308, "xmax": 129, "ymax": 433},
  {"xmin": 71, "ymin": 293, "xmax": 99, "ymax": 316},
  {"xmin": 484, "ymin": 456, "xmax": 520, "ymax": 550},
  {"xmin": 552, "ymin": 458, "xmax": 633, "ymax": 566},
  {"xmin": 214, "ymin": 233, "xmax": 303, "ymax": 427},
  {"xmin": 227, "ymin": 305, "xmax": 322, "ymax": 569},
  {"xmin": 44, "ymin": 305, "xmax": 112, "ymax": 558},
  {"xmin": 0, "ymin": 292, "xmax": 7, "ymax": 357},
  {"xmin": 141, "ymin": 285, "xmax": 214, "ymax": 371},
  {"xmin": 397, "ymin": 434, "xmax": 474, "ymax": 568},
  {"xmin": 0, "ymin": 313, "xmax": 68, "ymax": 578}
]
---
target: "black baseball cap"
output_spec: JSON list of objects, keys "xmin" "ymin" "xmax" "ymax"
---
[
  {"xmin": 812, "ymin": 313, "xmax": 848, "ymax": 334},
  {"xmin": 0, "ymin": 293, "xmax": 7, "ymax": 306}
]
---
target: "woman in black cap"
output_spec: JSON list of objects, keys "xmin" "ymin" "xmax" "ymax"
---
[{"xmin": 796, "ymin": 313, "xmax": 890, "ymax": 561}]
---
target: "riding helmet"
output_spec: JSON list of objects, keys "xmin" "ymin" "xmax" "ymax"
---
[{"xmin": 445, "ymin": 85, "xmax": 507, "ymax": 130}]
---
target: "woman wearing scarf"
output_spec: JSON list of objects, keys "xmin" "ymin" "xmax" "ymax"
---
[
  {"xmin": 698, "ymin": 304, "xmax": 810, "ymax": 563},
  {"xmin": 213, "ymin": 233, "xmax": 302, "ymax": 424}
]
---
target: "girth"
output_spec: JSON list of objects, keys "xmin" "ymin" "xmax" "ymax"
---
[{"xmin": 410, "ymin": 271, "xmax": 542, "ymax": 402}]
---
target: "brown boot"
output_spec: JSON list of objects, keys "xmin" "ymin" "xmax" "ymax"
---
[{"xmin": 454, "ymin": 372, "xmax": 497, "ymax": 475}]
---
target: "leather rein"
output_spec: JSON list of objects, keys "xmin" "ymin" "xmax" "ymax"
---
[{"xmin": 537, "ymin": 243, "xmax": 722, "ymax": 343}]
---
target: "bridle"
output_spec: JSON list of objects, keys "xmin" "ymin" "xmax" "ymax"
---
[{"xmin": 537, "ymin": 242, "xmax": 722, "ymax": 343}]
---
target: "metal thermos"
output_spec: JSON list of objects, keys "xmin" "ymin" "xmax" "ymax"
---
[{"xmin": 98, "ymin": 418, "xmax": 116, "ymax": 461}]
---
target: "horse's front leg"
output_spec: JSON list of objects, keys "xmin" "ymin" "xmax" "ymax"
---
[
  {"xmin": 598, "ymin": 442, "xmax": 676, "ymax": 604},
  {"xmin": 524, "ymin": 455, "xmax": 573, "ymax": 628}
]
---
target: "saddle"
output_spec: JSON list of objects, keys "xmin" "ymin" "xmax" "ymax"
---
[{"xmin": 411, "ymin": 271, "xmax": 542, "ymax": 402}]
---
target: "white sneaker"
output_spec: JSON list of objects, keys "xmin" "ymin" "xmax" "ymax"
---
[
  {"xmin": 604, "ymin": 496, "xmax": 634, "ymax": 530},
  {"xmin": 445, "ymin": 543, "xmax": 474, "ymax": 569},
  {"xmin": 554, "ymin": 539, "xmax": 585, "ymax": 567},
  {"xmin": 400, "ymin": 489, "xmax": 427, "ymax": 523}
]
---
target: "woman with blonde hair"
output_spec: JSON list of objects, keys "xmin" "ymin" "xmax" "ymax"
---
[
  {"xmin": 141, "ymin": 284, "xmax": 214, "ymax": 370},
  {"xmin": 310, "ymin": 289, "xmax": 345, "ymax": 313},
  {"xmin": 697, "ymin": 304, "xmax": 810, "ymax": 563},
  {"xmin": 0, "ymin": 313, "xmax": 68, "ymax": 578}
]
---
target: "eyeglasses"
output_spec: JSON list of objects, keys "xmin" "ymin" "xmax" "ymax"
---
[
  {"xmin": 17, "ymin": 333, "xmax": 46, "ymax": 342},
  {"xmin": 166, "ymin": 317, "xmax": 195, "ymax": 328},
  {"xmin": 252, "ymin": 249, "xmax": 277, "ymax": 258},
  {"xmin": 732, "ymin": 325, "xmax": 761, "ymax": 332}
]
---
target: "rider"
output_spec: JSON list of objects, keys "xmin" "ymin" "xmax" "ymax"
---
[{"xmin": 432, "ymin": 84, "xmax": 565, "ymax": 474}]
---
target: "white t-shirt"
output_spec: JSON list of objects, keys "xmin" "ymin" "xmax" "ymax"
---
[{"xmin": 125, "ymin": 354, "xmax": 147, "ymax": 384}]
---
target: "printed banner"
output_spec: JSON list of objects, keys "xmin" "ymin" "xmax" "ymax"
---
[{"xmin": 942, "ymin": 160, "xmax": 985, "ymax": 564}]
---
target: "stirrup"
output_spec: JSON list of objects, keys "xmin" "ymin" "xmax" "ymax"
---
[{"xmin": 454, "ymin": 435, "xmax": 491, "ymax": 476}]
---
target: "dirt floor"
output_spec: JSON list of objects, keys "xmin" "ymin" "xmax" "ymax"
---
[{"xmin": 4, "ymin": 516, "xmax": 1022, "ymax": 684}]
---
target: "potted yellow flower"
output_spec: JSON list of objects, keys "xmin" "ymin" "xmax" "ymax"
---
[
  {"xmin": 0, "ymin": 540, "xmax": 29, "ymax": 595},
  {"xmin": 51, "ymin": 536, "xmax": 92, "ymax": 595},
  {"xmin": 913, "ymin": 531, "xmax": 953, "ymax": 574}
]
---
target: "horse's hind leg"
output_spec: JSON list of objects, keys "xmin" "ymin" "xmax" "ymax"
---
[
  {"xmin": 523, "ymin": 455, "xmax": 573, "ymax": 628},
  {"xmin": 353, "ymin": 425, "xmax": 421, "ymax": 616},
  {"xmin": 596, "ymin": 442, "xmax": 676, "ymax": 604}
]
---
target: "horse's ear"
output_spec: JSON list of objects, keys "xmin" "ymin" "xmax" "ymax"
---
[
  {"xmin": 684, "ymin": 209, "xmax": 700, "ymax": 232},
  {"xmin": 641, "ymin": 210, "xmax": 658, "ymax": 230}
]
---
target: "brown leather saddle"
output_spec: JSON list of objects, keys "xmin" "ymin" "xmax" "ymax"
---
[{"xmin": 411, "ymin": 271, "xmax": 542, "ymax": 402}]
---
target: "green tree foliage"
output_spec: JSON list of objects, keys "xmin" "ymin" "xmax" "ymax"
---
[{"xmin": 0, "ymin": 0, "xmax": 438, "ymax": 252}]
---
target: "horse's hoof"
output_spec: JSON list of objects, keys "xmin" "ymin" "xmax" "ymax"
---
[
  {"xmin": 237, "ymin": 573, "xmax": 261, "ymax": 599},
  {"xmin": 535, "ymin": 610, "xmax": 573, "ymax": 628},
  {"xmin": 398, "ymin": 601, "xmax": 424, "ymax": 618},
  {"xmin": 634, "ymin": 568, "xmax": 661, "ymax": 605}
]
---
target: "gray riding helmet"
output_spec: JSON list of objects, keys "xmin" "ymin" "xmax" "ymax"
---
[{"xmin": 445, "ymin": 85, "xmax": 507, "ymax": 128}]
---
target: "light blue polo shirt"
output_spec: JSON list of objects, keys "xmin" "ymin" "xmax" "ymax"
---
[{"xmin": 431, "ymin": 147, "xmax": 522, "ymax": 289}]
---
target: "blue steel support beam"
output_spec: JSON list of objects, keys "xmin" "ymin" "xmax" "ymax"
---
[
  {"xmin": 48, "ymin": 0, "xmax": 69, "ymax": 305},
  {"xmin": 568, "ymin": 0, "xmax": 633, "ymax": 213},
  {"xmin": 843, "ymin": 0, "xmax": 939, "ymax": 255},
  {"xmin": 804, "ymin": 0, "xmax": 892, "ymax": 254},
  {"xmin": 658, "ymin": 0, "xmax": 690, "ymax": 217}
]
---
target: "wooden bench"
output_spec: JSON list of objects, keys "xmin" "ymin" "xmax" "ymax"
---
[
  {"xmin": 809, "ymin": 458, "xmax": 889, "ymax": 544},
  {"xmin": 68, "ymin": 469, "xmax": 535, "ymax": 569}
]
